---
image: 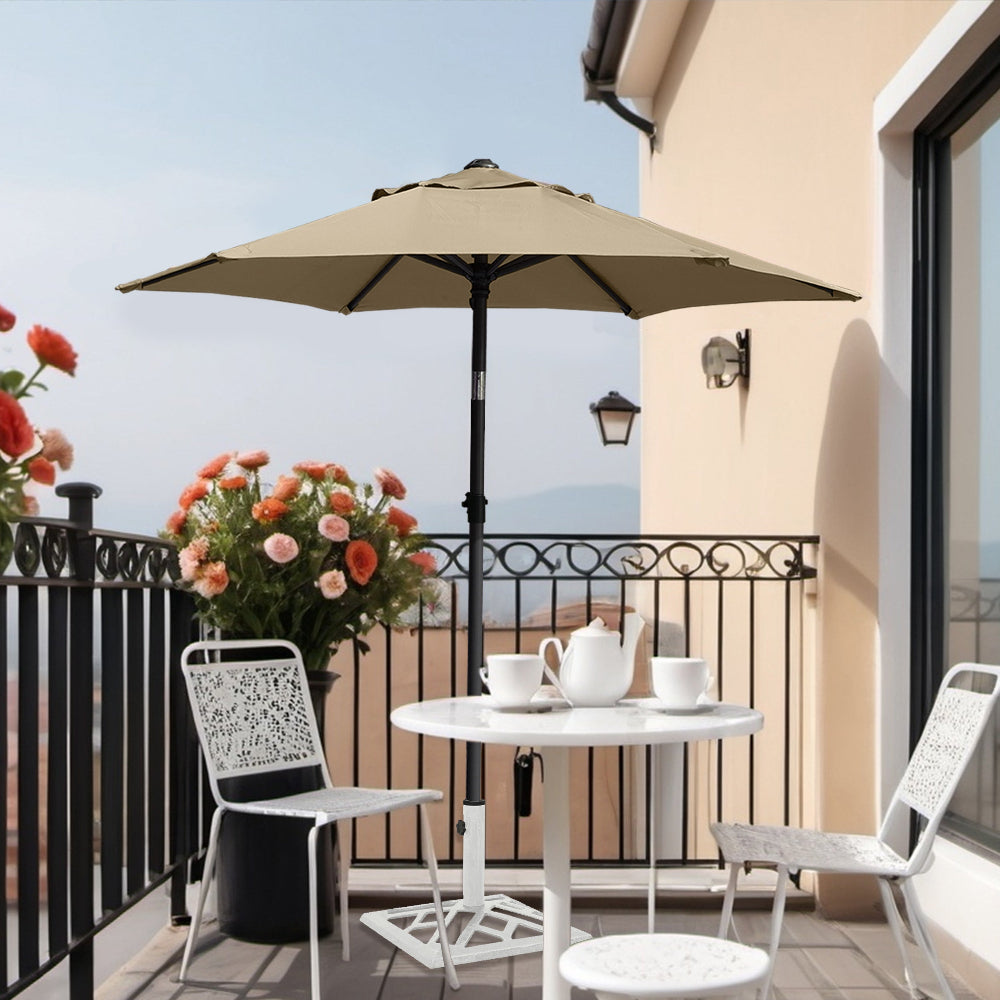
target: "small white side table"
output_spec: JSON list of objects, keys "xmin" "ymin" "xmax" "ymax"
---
[{"xmin": 370, "ymin": 697, "xmax": 763, "ymax": 999}]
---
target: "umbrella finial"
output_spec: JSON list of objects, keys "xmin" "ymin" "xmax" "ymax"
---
[{"xmin": 464, "ymin": 158, "xmax": 499, "ymax": 170}]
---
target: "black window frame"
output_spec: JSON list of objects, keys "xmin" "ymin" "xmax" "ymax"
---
[{"xmin": 912, "ymin": 32, "xmax": 1000, "ymax": 851}]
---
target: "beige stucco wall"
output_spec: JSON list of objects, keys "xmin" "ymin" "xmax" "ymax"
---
[{"xmin": 632, "ymin": 0, "xmax": 953, "ymax": 917}]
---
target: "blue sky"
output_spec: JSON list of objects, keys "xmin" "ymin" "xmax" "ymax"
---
[{"xmin": 1, "ymin": 0, "xmax": 641, "ymax": 535}]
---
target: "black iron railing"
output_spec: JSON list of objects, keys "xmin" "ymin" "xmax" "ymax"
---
[
  {"xmin": 2, "ymin": 485, "xmax": 198, "ymax": 1000},
  {"xmin": 3, "ymin": 488, "xmax": 816, "ymax": 1000}
]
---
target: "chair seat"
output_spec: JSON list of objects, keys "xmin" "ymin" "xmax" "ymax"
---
[
  {"xmin": 711, "ymin": 821, "xmax": 909, "ymax": 876},
  {"xmin": 559, "ymin": 933, "xmax": 769, "ymax": 998},
  {"xmin": 227, "ymin": 786, "xmax": 443, "ymax": 823}
]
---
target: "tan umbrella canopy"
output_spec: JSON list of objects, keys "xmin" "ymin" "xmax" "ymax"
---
[
  {"xmin": 118, "ymin": 159, "xmax": 858, "ymax": 860},
  {"xmin": 119, "ymin": 159, "xmax": 857, "ymax": 316}
]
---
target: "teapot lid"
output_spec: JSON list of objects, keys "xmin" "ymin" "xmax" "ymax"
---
[{"xmin": 572, "ymin": 617, "xmax": 619, "ymax": 637}]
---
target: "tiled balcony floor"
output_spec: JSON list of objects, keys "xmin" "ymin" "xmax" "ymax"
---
[{"xmin": 96, "ymin": 894, "xmax": 986, "ymax": 1000}]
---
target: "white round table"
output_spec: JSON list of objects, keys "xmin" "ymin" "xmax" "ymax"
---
[{"xmin": 391, "ymin": 696, "xmax": 763, "ymax": 999}]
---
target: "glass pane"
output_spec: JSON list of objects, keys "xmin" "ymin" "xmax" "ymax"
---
[{"xmin": 947, "ymin": 97, "xmax": 1000, "ymax": 837}]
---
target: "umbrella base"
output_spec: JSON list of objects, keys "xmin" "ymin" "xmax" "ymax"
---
[{"xmin": 361, "ymin": 893, "xmax": 590, "ymax": 967}]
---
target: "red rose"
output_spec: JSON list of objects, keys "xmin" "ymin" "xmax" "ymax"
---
[
  {"xmin": 252, "ymin": 497, "xmax": 289, "ymax": 523},
  {"xmin": 26, "ymin": 325, "xmax": 77, "ymax": 375},
  {"xmin": 408, "ymin": 551, "xmax": 437, "ymax": 576},
  {"xmin": 0, "ymin": 304, "xmax": 16, "ymax": 333},
  {"xmin": 27, "ymin": 456, "xmax": 56, "ymax": 486},
  {"xmin": 345, "ymin": 539, "xmax": 378, "ymax": 586},
  {"xmin": 0, "ymin": 391, "xmax": 35, "ymax": 458},
  {"xmin": 387, "ymin": 505, "xmax": 418, "ymax": 537},
  {"xmin": 198, "ymin": 452, "xmax": 232, "ymax": 479},
  {"xmin": 178, "ymin": 480, "xmax": 210, "ymax": 511}
]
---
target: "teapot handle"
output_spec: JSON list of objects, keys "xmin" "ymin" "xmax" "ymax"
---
[{"xmin": 538, "ymin": 637, "xmax": 572, "ymax": 705}]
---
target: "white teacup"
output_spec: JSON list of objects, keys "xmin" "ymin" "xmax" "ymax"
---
[
  {"xmin": 481, "ymin": 653, "xmax": 544, "ymax": 708},
  {"xmin": 650, "ymin": 657, "xmax": 711, "ymax": 709}
]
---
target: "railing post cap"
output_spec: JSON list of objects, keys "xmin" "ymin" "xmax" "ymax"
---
[{"xmin": 55, "ymin": 482, "xmax": 103, "ymax": 500}]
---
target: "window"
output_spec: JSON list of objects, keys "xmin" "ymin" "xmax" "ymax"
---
[{"xmin": 913, "ymin": 37, "xmax": 1000, "ymax": 851}]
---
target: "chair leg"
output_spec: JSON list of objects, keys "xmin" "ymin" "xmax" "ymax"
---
[
  {"xmin": 878, "ymin": 878, "xmax": 921, "ymax": 999},
  {"xmin": 308, "ymin": 824, "xmax": 321, "ymax": 1000},
  {"xmin": 758, "ymin": 863, "xmax": 789, "ymax": 1000},
  {"xmin": 900, "ymin": 877, "xmax": 957, "ymax": 1000},
  {"xmin": 419, "ymin": 803, "xmax": 459, "ymax": 991},
  {"xmin": 337, "ymin": 819, "xmax": 352, "ymax": 961},
  {"xmin": 179, "ymin": 806, "xmax": 224, "ymax": 982},
  {"xmin": 718, "ymin": 862, "xmax": 740, "ymax": 940}
]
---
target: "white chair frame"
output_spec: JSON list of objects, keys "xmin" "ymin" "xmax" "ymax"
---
[
  {"xmin": 712, "ymin": 661, "xmax": 1000, "ymax": 1000},
  {"xmin": 178, "ymin": 638, "xmax": 458, "ymax": 998}
]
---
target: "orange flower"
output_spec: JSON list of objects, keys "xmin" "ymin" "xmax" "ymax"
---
[
  {"xmin": 27, "ymin": 324, "xmax": 77, "ymax": 375},
  {"xmin": 0, "ymin": 391, "xmax": 35, "ymax": 458},
  {"xmin": 408, "ymin": 551, "xmax": 437, "ymax": 576},
  {"xmin": 0, "ymin": 304, "xmax": 15, "ymax": 333},
  {"xmin": 329, "ymin": 463, "xmax": 350, "ymax": 484},
  {"xmin": 345, "ymin": 539, "xmax": 378, "ymax": 586},
  {"xmin": 165, "ymin": 509, "xmax": 187, "ymax": 535},
  {"xmin": 272, "ymin": 475, "xmax": 301, "ymax": 501},
  {"xmin": 387, "ymin": 505, "xmax": 417, "ymax": 537},
  {"xmin": 198, "ymin": 452, "xmax": 232, "ymax": 479},
  {"xmin": 193, "ymin": 561, "xmax": 229, "ymax": 598},
  {"xmin": 27, "ymin": 456, "xmax": 55, "ymax": 486},
  {"xmin": 374, "ymin": 467, "xmax": 406, "ymax": 500},
  {"xmin": 178, "ymin": 480, "xmax": 210, "ymax": 510},
  {"xmin": 252, "ymin": 497, "xmax": 289, "ymax": 523},
  {"xmin": 329, "ymin": 491, "xmax": 355, "ymax": 515},
  {"xmin": 236, "ymin": 449, "xmax": 269, "ymax": 470},
  {"xmin": 218, "ymin": 475, "xmax": 247, "ymax": 490},
  {"xmin": 294, "ymin": 461, "xmax": 331, "ymax": 481}
]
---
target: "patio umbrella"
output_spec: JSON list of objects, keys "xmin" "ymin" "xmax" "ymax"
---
[{"xmin": 117, "ymin": 157, "xmax": 858, "ymax": 963}]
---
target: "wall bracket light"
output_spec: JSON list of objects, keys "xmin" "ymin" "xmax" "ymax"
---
[
  {"xmin": 701, "ymin": 329, "xmax": 751, "ymax": 389},
  {"xmin": 589, "ymin": 390, "xmax": 641, "ymax": 446}
]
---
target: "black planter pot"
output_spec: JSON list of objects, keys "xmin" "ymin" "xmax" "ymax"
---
[{"xmin": 215, "ymin": 669, "xmax": 339, "ymax": 943}]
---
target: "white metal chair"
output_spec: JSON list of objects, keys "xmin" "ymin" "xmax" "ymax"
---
[
  {"xmin": 559, "ymin": 933, "xmax": 769, "ymax": 998},
  {"xmin": 178, "ymin": 638, "xmax": 458, "ymax": 999},
  {"xmin": 712, "ymin": 661, "xmax": 1000, "ymax": 1000}
]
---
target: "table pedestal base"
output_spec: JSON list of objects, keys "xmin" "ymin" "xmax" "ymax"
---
[{"xmin": 361, "ymin": 893, "xmax": 590, "ymax": 969}]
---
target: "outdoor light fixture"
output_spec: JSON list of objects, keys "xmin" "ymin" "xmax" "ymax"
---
[
  {"xmin": 590, "ymin": 390, "xmax": 641, "ymax": 446},
  {"xmin": 701, "ymin": 329, "xmax": 751, "ymax": 389}
]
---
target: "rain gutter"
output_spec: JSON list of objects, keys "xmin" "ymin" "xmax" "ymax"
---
[
  {"xmin": 581, "ymin": 0, "xmax": 690, "ymax": 146},
  {"xmin": 581, "ymin": 0, "xmax": 656, "ymax": 141}
]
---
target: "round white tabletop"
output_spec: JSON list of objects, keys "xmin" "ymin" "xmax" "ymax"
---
[{"xmin": 391, "ymin": 695, "xmax": 763, "ymax": 747}]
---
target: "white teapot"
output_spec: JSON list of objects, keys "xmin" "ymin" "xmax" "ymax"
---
[{"xmin": 539, "ymin": 613, "xmax": 645, "ymax": 707}]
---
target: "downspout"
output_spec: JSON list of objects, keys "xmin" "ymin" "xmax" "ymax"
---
[{"xmin": 581, "ymin": 0, "xmax": 656, "ymax": 145}]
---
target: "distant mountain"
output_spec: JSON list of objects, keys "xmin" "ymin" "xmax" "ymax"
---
[{"xmin": 409, "ymin": 483, "xmax": 639, "ymax": 536}]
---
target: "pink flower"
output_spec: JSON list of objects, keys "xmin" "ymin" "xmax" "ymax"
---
[
  {"xmin": 263, "ymin": 532, "xmax": 299, "ymax": 564},
  {"xmin": 318, "ymin": 569, "xmax": 347, "ymax": 599},
  {"xmin": 236, "ymin": 449, "xmax": 269, "ymax": 470},
  {"xmin": 40, "ymin": 428, "xmax": 73, "ymax": 470},
  {"xmin": 179, "ymin": 537, "xmax": 210, "ymax": 582},
  {"xmin": 193, "ymin": 561, "xmax": 229, "ymax": 598},
  {"xmin": 21, "ymin": 494, "xmax": 39, "ymax": 516},
  {"xmin": 374, "ymin": 467, "xmax": 406, "ymax": 500},
  {"xmin": 318, "ymin": 514, "xmax": 349, "ymax": 542}
]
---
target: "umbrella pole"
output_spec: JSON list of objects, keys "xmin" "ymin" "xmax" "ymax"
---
[{"xmin": 459, "ymin": 256, "xmax": 490, "ymax": 907}]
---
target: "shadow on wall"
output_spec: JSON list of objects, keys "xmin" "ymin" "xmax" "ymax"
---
[{"xmin": 812, "ymin": 317, "xmax": 881, "ymax": 917}]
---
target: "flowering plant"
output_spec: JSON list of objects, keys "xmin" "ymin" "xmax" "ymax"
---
[
  {"xmin": 0, "ymin": 300, "xmax": 76, "ymax": 557},
  {"xmin": 162, "ymin": 452, "xmax": 439, "ymax": 672}
]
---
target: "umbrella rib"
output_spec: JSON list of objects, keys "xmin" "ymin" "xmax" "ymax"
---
[
  {"xmin": 568, "ymin": 256, "xmax": 634, "ymax": 316},
  {"xmin": 491, "ymin": 254, "xmax": 556, "ymax": 280},
  {"xmin": 345, "ymin": 255, "xmax": 404, "ymax": 312},
  {"xmin": 410, "ymin": 254, "xmax": 474, "ymax": 280}
]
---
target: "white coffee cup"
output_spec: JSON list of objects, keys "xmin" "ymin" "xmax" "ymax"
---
[
  {"xmin": 481, "ymin": 653, "xmax": 545, "ymax": 708},
  {"xmin": 650, "ymin": 657, "xmax": 711, "ymax": 709}
]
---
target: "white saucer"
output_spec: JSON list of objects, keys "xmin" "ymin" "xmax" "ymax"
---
[{"xmin": 653, "ymin": 702, "xmax": 717, "ymax": 715}]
